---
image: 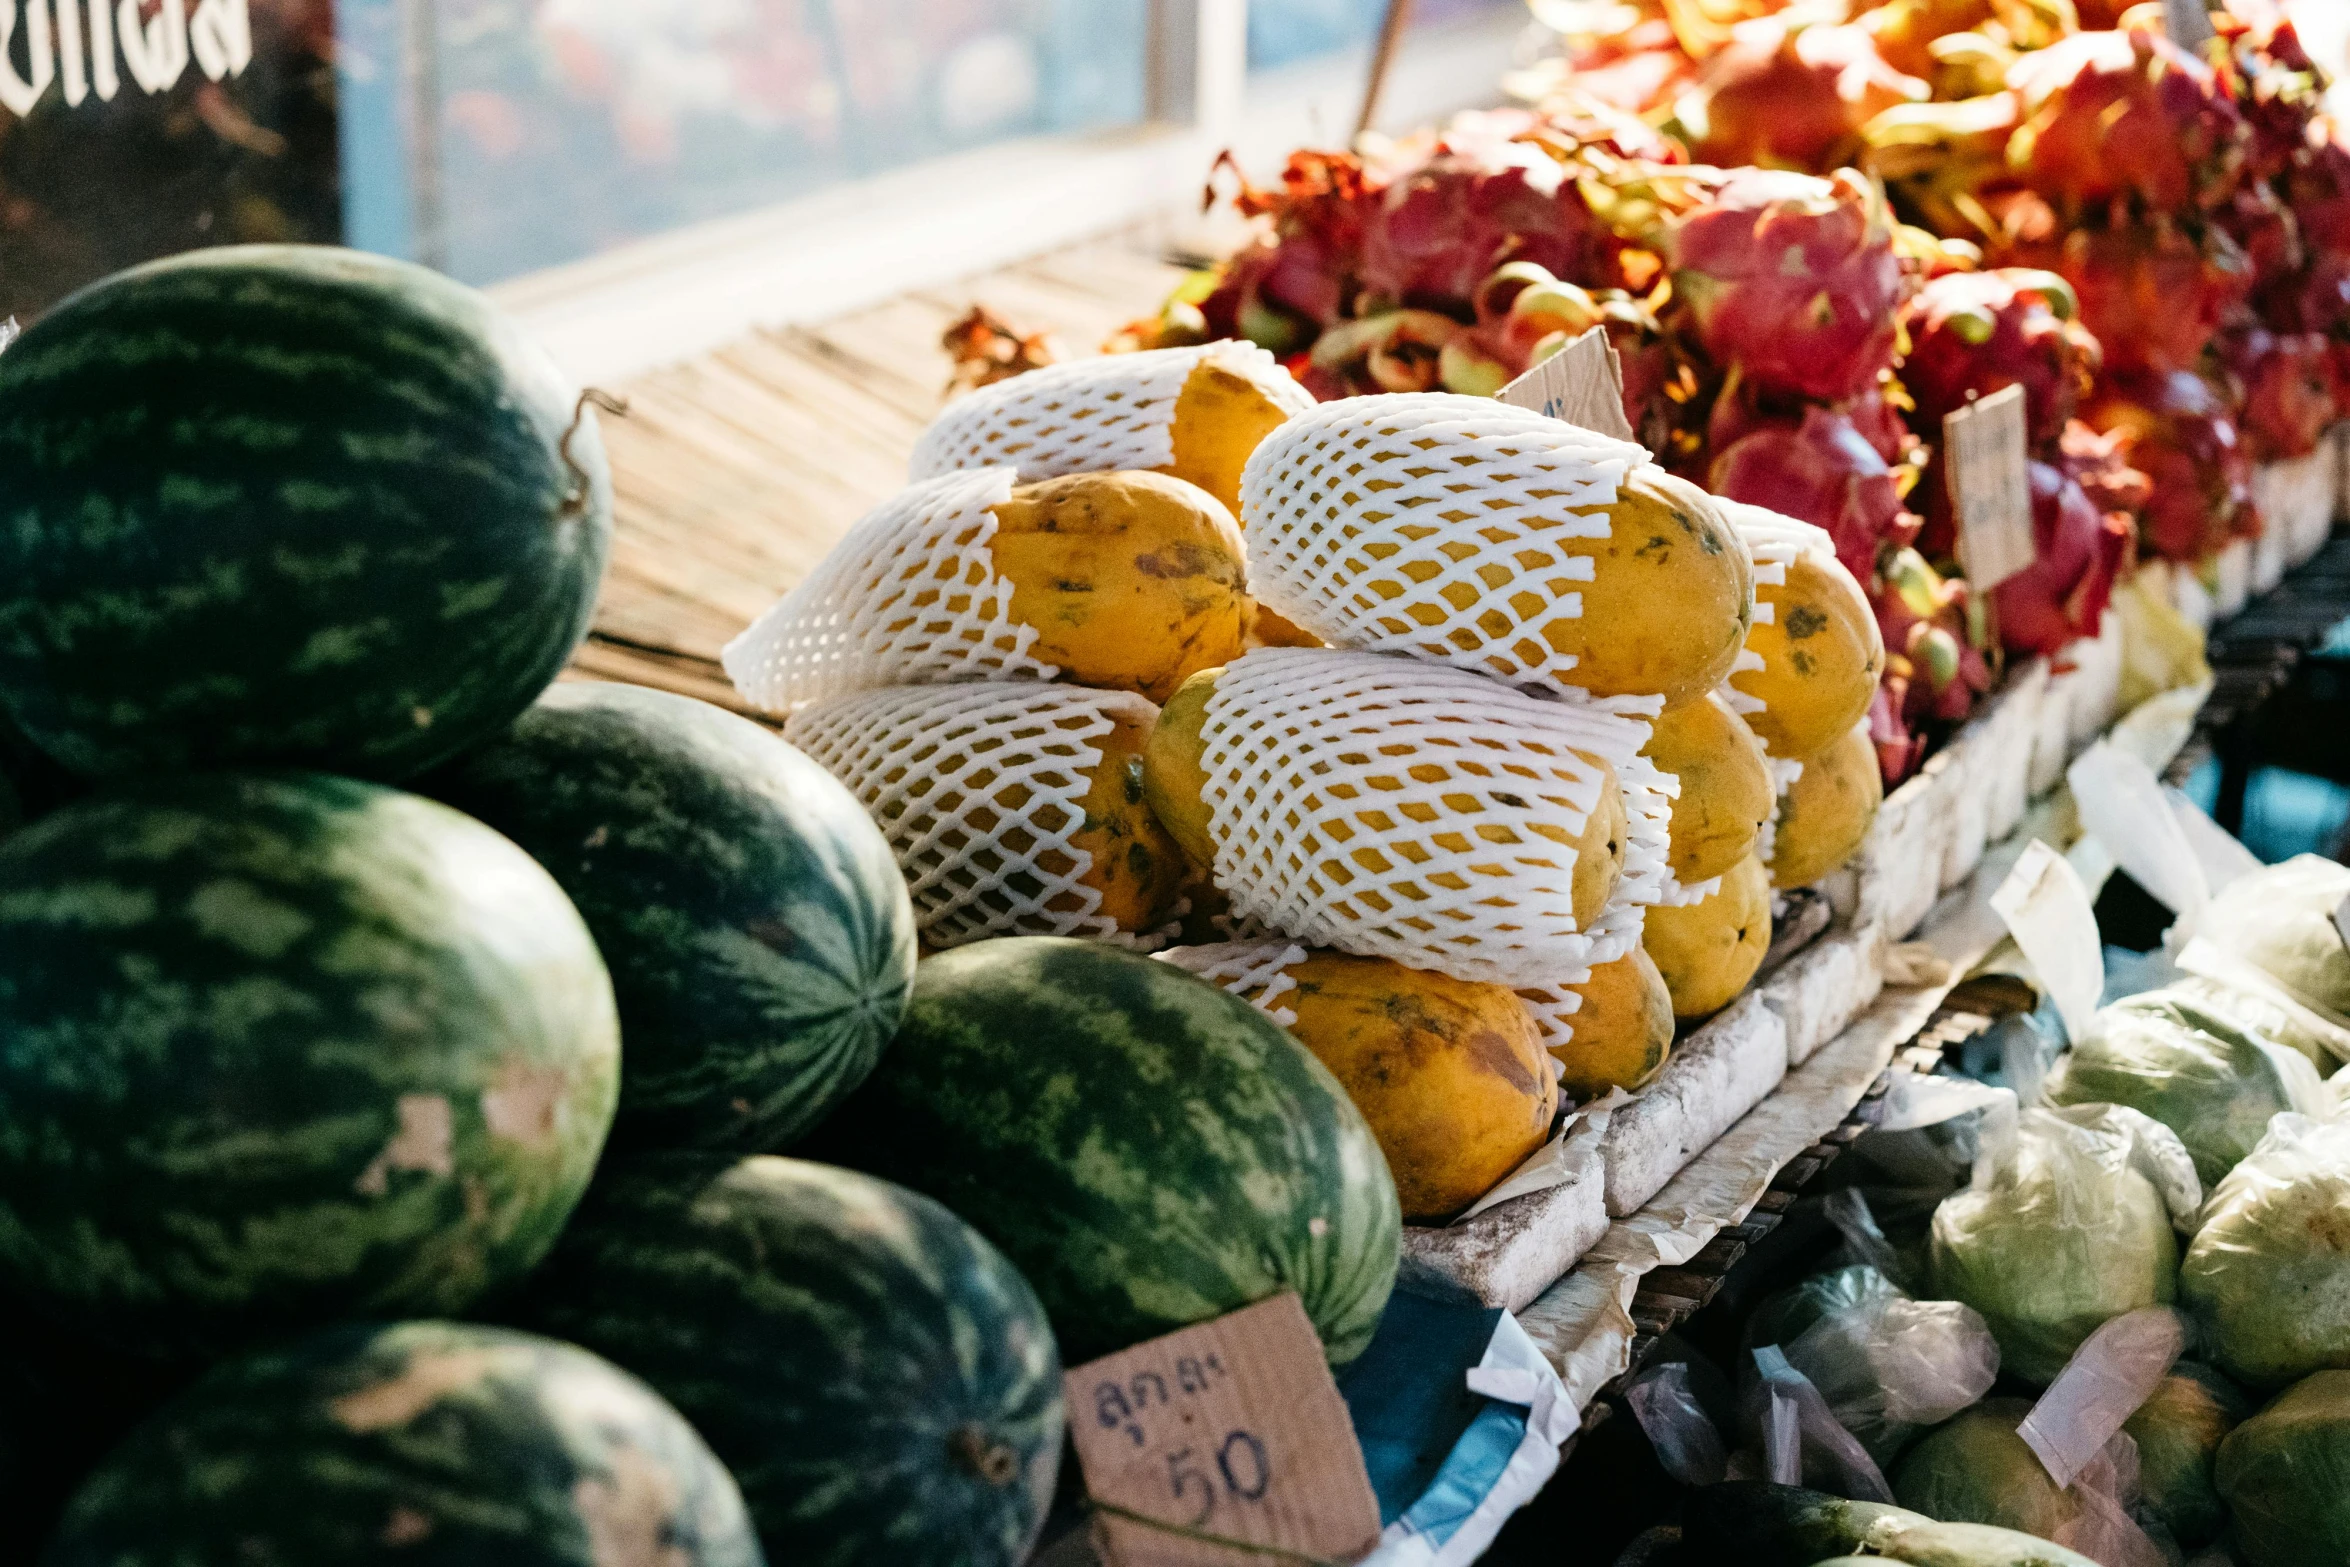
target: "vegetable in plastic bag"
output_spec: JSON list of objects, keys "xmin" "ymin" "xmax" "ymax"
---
[
  {"xmin": 2182, "ymin": 855, "xmax": 2350, "ymax": 1052},
  {"xmin": 1743, "ymin": 1345, "xmax": 1894, "ymax": 1502},
  {"xmin": 2044, "ymin": 990, "xmax": 2330, "ymax": 1185},
  {"xmin": 2168, "ymin": 971, "xmax": 2349, "ymax": 1073},
  {"xmin": 1929, "ymin": 1105, "xmax": 2199, "ymax": 1386},
  {"xmin": 1680, "ymin": 1481, "xmax": 2102, "ymax": 1567},
  {"xmin": 2121, "ymin": 1361, "xmax": 2246, "ymax": 1551},
  {"xmin": 2180, "ymin": 1113, "xmax": 2350, "ymax": 1388},
  {"xmin": 1743, "ymin": 1264, "xmax": 1999, "ymax": 1465},
  {"xmin": 1890, "ymin": 1400, "xmax": 2166, "ymax": 1567},
  {"xmin": 2214, "ymin": 1369, "xmax": 2350, "ymax": 1567}
]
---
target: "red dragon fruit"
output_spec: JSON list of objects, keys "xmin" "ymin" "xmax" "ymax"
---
[
  {"xmin": 1987, "ymin": 461, "xmax": 2135, "ymax": 658},
  {"xmin": 2080, "ymin": 368, "xmax": 2258, "ymax": 563},
  {"xmin": 1201, "ymin": 149, "xmax": 1380, "ymax": 347},
  {"xmin": 2005, "ymin": 29, "xmax": 2248, "ymax": 214},
  {"xmin": 1360, "ymin": 125, "xmax": 1619, "ymax": 310},
  {"xmin": 1710, "ymin": 404, "xmax": 1924, "ymax": 582},
  {"xmin": 1899, "ymin": 268, "xmax": 2101, "ymax": 450},
  {"xmin": 1875, "ymin": 546, "xmax": 1996, "ymax": 774},
  {"xmin": 1671, "ymin": 168, "xmax": 1915, "ymax": 404},
  {"xmin": 2059, "ymin": 419, "xmax": 2155, "ymax": 525},
  {"xmin": 1860, "ymin": 0, "xmax": 1996, "ymax": 83},
  {"xmin": 2000, "ymin": 221, "xmax": 2251, "ymax": 376},
  {"xmin": 1676, "ymin": 16, "xmax": 1930, "ymax": 173},
  {"xmin": 2216, "ymin": 321, "xmax": 2340, "ymax": 462}
]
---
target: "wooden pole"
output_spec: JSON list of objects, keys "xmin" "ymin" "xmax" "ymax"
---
[{"xmin": 1355, "ymin": 0, "xmax": 1417, "ymax": 143}]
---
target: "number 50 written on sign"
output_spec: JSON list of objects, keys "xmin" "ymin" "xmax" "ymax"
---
[{"xmin": 1165, "ymin": 1431, "xmax": 1272, "ymax": 1526}]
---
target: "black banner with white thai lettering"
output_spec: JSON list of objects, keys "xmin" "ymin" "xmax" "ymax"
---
[{"xmin": 0, "ymin": 0, "xmax": 340, "ymax": 320}]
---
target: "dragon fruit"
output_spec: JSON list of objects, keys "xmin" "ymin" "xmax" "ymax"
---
[
  {"xmin": 2000, "ymin": 220, "xmax": 2251, "ymax": 376},
  {"xmin": 1876, "ymin": 545, "xmax": 1996, "ymax": 765},
  {"xmin": 1676, "ymin": 16, "xmax": 1930, "ymax": 173},
  {"xmin": 1860, "ymin": 0, "xmax": 1996, "ymax": 83},
  {"xmin": 2080, "ymin": 368, "xmax": 2258, "ymax": 563},
  {"xmin": 2216, "ymin": 321, "xmax": 2340, "ymax": 462},
  {"xmin": 2005, "ymin": 29, "xmax": 2248, "ymax": 215},
  {"xmin": 1987, "ymin": 461, "xmax": 2135, "ymax": 658},
  {"xmin": 1200, "ymin": 149, "xmax": 1378, "ymax": 346},
  {"xmin": 1899, "ymin": 268, "xmax": 2101, "ymax": 450},
  {"xmin": 2058, "ymin": 419, "xmax": 2155, "ymax": 525},
  {"xmin": 1671, "ymin": 168, "xmax": 1915, "ymax": 404},
  {"xmin": 1711, "ymin": 404, "xmax": 1923, "ymax": 582},
  {"xmin": 1361, "ymin": 127, "xmax": 1618, "ymax": 310}
]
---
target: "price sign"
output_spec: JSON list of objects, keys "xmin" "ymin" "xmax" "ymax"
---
[
  {"xmin": 1943, "ymin": 384, "xmax": 2035, "ymax": 594},
  {"xmin": 2165, "ymin": 0, "xmax": 2215, "ymax": 50},
  {"xmin": 1498, "ymin": 325, "xmax": 1639, "ymax": 443},
  {"xmin": 1066, "ymin": 1293, "xmax": 1382, "ymax": 1567}
]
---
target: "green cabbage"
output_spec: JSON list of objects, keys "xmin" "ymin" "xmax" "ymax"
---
[
  {"xmin": 2215, "ymin": 1370, "xmax": 2350, "ymax": 1567},
  {"xmin": 1928, "ymin": 1108, "xmax": 2184, "ymax": 1386},
  {"xmin": 2044, "ymin": 992, "xmax": 2307, "ymax": 1185},
  {"xmin": 1890, "ymin": 1400, "xmax": 2078, "ymax": 1541},
  {"xmin": 2120, "ymin": 1361, "xmax": 2246, "ymax": 1550},
  {"xmin": 2181, "ymin": 1114, "xmax": 2350, "ymax": 1389}
]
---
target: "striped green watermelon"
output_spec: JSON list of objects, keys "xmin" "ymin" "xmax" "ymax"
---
[
  {"xmin": 425, "ymin": 683, "xmax": 916, "ymax": 1151},
  {"xmin": 0, "ymin": 771, "xmax": 620, "ymax": 1361},
  {"xmin": 41, "ymin": 1321, "xmax": 763, "ymax": 1567},
  {"xmin": 0, "ymin": 245, "xmax": 610, "ymax": 782},
  {"xmin": 513, "ymin": 1154, "xmax": 1063, "ymax": 1567},
  {"xmin": 818, "ymin": 938, "xmax": 1402, "ymax": 1365}
]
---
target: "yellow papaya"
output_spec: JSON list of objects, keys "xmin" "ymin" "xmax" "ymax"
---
[
  {"xmin": 1731, "ymin": 552, "xmax": 1885, "ymax": 762},
  {"xmin": 1535, "ymin": 943, "xmax": 1677, "ymax": 1099},
  {"xmin": 1644, "ymin": 691, "xmax": 1774, "ymax": 886},
  {"xmin": 1769, "ymin": 722, "xmax": 1883, "ymax": 889},
  {"xmin": 1642, "ymin": 856, "xmax": 1772, "ymax": 1024}
]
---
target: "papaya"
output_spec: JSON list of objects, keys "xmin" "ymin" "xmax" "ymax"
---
[
  {"xmin": 1063, "ymin": 702, "xmax": 1191, "ymax": 932},
  {"xmin": 1642, "ymin": 856, "xmax": 1772, "ymax": 1023},
  {"xmin": 1556, "ymin": 468, "xmax": 1756, "ymax": 708},
  {"xmin": 1166, "ymin": 359, "xmax": 1300, "ymax": 517},
  {"xmin": 1731, "ymin": 551, "xmax": 1885, "ymax": 761},
  {"xmin": 1644, "ymin": 691, "xmax": 1774, "ymax": 885},
  {"xmin": 1535, "ymin": 943, "xmax": 1675, "ymax": 1098},
  {"xmin": 1141, "ymin": 665, "xmax": 1628, "ymax": 930},
  {"xmin": 1278, "ymin": 952, "xmax": 1557, "ymax": 1223},
  {"xmin": 987, "ymin": 471, "xmax": 1249, "ymax": 704},
  {"xmin": 1247, "ymin": 600, "xmax": 1324, "ymax": 650},
  {"xmin": 1769, "ymin": 721, "xmax": 1883, "ymax": 888}
]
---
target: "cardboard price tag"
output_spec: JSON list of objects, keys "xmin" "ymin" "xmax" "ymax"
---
[
  {"xmin": 1497, "ymin": 325, "xmax": 1639, "ymax": 443},
  {"xmin": 1943, "ymin": 384, "xmax": 2035, "ymax": 594},
  {"xmin": 2165, "ymin": 0, "xmax": 2215, "ymax": 49},
  {"xmin": 1066, "ymin": 1293, "xmax": 1382, "ymax": 1567}
]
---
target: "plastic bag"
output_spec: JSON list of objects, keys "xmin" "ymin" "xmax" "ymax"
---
[
  {"xmin": 2181, "ymin": 1113, "xmax": 2350, "ymax": 1389},
  {"xmin": 2015, "ymin": 1308, "xmax": 2187, "ymax": 1489},
  {"xmin": 1891, "ymin": 1400, "xmax": 2167, "ymax": 1567},
  {"xmin": 1744, "ymin": 1263, "xmax": 2000, "ymax": 1465},
  {"xmin": 2184, "ymin": 855, "xmax": 2350, "ymax": 1050},
  {"xmin": 2215, "ymin": 1369, "xmax": 2350, "ymax": 1567},
  {"xmin": 1742, "ymin": 1346, "xmax": 1894, "ymax": 1502},
  {"xmin": 1929, "ymin": 1106, "xmax": 2197, "ymax": 1386},
  {"xmin": 1625, "ymin": 1359, "xmax": 1729, "ymax": 1488},
  {"xmin": 2122, "ymin": 1361, "xmax": 2247, "ymax": 1552},
  {"xmin": 2168, "ymin": 969, "xmax": 2350, "ymax": 1073},
  {"xmin": 2045, "ymin": 989, "xmax": 2330, "ymax": 1185}
]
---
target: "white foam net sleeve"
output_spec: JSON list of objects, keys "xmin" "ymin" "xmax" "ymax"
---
[
  {"xmin": 784, "ymin": 682, "xmax": 1160, "ymax": 948},
  {"xmin": 1516, "ymin": 965, "xmax": 1597, "ymax": 1056},
  {"xmin": 908, "ymin": 342, "xmax": 1315, "ymax": 483},
  {"xmin": 1192, "ymin": 647, "xmax": 1669, "ymax": 987},
  {"xmin": 1155, "ymin": 940, "xmax": 1313, "ymax": 1028},
  {"xmin": 1759, "ymin": 753, "xmax": 1809, "ymax": 870},
  {"xmin": 1235, "ymin": 393, "xmax": 1656, "ymax": 698},
  {"xmin": 723, "ymin": 468, "xmax": 1056, "ymax": 715}
]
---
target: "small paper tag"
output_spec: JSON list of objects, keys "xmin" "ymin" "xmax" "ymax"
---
[
  {"xmin": 1066, "ymin": 1293, "xmax": 1382, "ymax": 1567},
  {"xmin": 1944, "ymin": 385, "xmax": 2035, "ymax": 594},
  {"xmin": 1498, "ymin": 325, "xmax": 1639, "ymax": 443},
  {"xmin": 2165, "ymin": 0, "xmax": 2214, "ymax": 49},
  {"xmin": 1989, "ymin": 839, "xmax": 2104, "ymax": 1047}
]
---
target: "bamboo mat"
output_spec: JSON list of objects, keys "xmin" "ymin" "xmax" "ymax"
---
[{"xmin": 572, "ymin": 231, "xmax": 1194, "ymax": 715}]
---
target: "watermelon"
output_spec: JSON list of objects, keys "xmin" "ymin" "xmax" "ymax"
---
[
  {"xmin": 513, "ymin": 1154, "xmax": 1063, "ymax": 1567},
  {"xmin": 816, "ymin": 938, "xmax": 1402, "ymax": 1365},
  {"xmin": 41, "ymin": 1321, "xmax": 763, "ymax": 1567},
  {"xmin": 0, "ymin": 244, "xmax": 610, "ymax": 782},
  {"xmin": 0, "ymin": 771, "xmax": 620, "ymax": 1361},
  {"xmin": 425, "ymin": 683, "xmax": 916, "ymax": 1151}
]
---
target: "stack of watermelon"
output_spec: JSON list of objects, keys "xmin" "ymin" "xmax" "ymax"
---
[{"xmin": 0, "ymin": 246, "xmax": 1406, "ymax": 1566}]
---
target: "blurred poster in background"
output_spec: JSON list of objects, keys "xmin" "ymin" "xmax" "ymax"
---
[{"xmin": 0, "ymin": 0, "xmax": 340, "ymax": 320}]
